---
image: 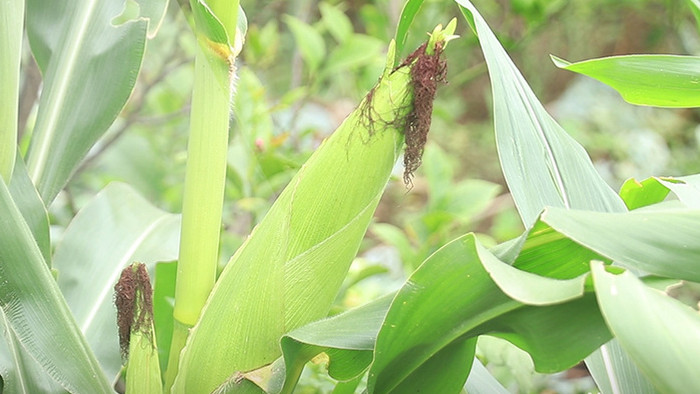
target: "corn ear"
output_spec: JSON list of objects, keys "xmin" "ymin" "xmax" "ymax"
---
[
  {"xmin": 114, "ymin": 263, "xmax": 162, "ymax": 393},
  {"xmin": 172, "ymin": 34, "xmax": 447, "ymax": 392}
]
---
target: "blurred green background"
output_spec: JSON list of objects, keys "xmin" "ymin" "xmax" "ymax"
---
[{"xmin": 17, "ymin": 0, "xmax": 699, "ymax": 392}]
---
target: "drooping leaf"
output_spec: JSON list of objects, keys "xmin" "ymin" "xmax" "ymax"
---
[
  {"xmin": 275, "ymin": 294, "xmax": 394, "ymax": 393},
  {"xmin": 24, "ymin": 0, "xmax": 149, "ymax": 203},
  {"xmin": 367, "ymin": 234, "xmax": 610, "ymax": 393},
  {"xmin": 0, "ymin": 178, "xmax": 112, "ymax": 393},
  {"xmin": 135, "ymin": 0, "xmax": 169, "ymax": 38},
  {"xmin": 592, "ymin": 262, "xmax": 700, "ymax": 392},
  {"xmin": 552, "ymin": 55, "xmax": 700, "ymax": 108},
  {"xmin": 536, "ymin": 207, "xmax": 700, "ymax": 282},
  {"xmin": 54, "ymin": 182, "xmax": 180, "ymax": 381}
]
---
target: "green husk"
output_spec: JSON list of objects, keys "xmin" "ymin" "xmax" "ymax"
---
[{"xmin": 172, "ymin": 24, "xmax": 454, "ymax": 390}]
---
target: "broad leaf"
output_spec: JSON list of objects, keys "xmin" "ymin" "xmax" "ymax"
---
[
  {"xmin": 455, "ymin": 1, "xmax": 647, "ymax": 390},
  {"xmin": 552, "ymin": 55, "xmax": 700, "ymax": 108},
  {"xmin": 367, "ymin": 234, "xmax": 610, "ymax": 393},
  {"xmin": 0, "ymin": 179, "xmax": 112, "ymax": 393},
  {"xmin": 535, "ymin": 207, "xmax": 700, "ymax": 282},
  {"xmin": 0, "ymin": 309, "xmax": 61, "ymax": 393},
  {"xmin": 592, "ymin": 263, "xmax": 700, "ymax": 392},
  {"xmin": 25, "ymin": 0, "xmax": 148, "ymax": 203},
  {"xmin": 54, "ymin": 182, "xmax": 180, "ymax": 381}
]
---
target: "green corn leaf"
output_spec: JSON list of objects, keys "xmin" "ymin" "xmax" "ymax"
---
[
  {"xmin": 619, "ymin": 177, "xmax": 671, "ymax": 210},
  {"xmin": 455, "ymin": 1, "xmax": 649, "ymax": 390},
  {"xmin": 0, "ymin": 178, "xmax": 112, "ymax": 393},
  {"xmin": 0, "ymin": 0, "xmax": 23, "ymax": 181},
  {"xmin": 394, "ymin": 0, "xmax": 425, "ymax": 64},
  {"xmin": 54, "ymin": 182, "xmax": 180, "ymax": 381},
  {"xmin": 274, "ymin": 294, "xmax": 394, "ymax": 393},
  {"xmin": 8, "ymin": 154, "xmax": 50, "ymax": 264},
  {"xmin": 172, "ymin": 40, "xmax": 416, "ymax": 392},
  {"xmin": 657, "ymin": 175, "xmax": 700, "ymax": 208},
  {"xmin": 456, "ymin": 0, "xmax": 626, "ymax": 228},
  {"xmin": 592, "ymin": 262, "xmax": 700, "ymax": 392},
  {"xmin": 367, "ymin": 234, "xmax": 610, "ymax": 393},
  {"xmin": 24, "ymin": 0, "xmax": 149, "ymax": 203},
  {"xmin": 552, "ymin": 55, "xmax": 700, "ymax": 108},
  {"xmin": 464, "ymin": 358, "xmax": 510, "ymax": 394},
  {"xmin": 153, "ymin": 261, "xmax": 177, "ymax": 376},
  {"xmin": 0, "ymin": 309, "xmax": 61, "ymax": 393},
  {"xmin": 531, "ymin": 207, "xmax": 700, "ymax": 282}
]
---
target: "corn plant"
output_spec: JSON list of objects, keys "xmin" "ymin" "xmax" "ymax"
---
[{"xmin": 1, "ymin": 0, "xmax": 699, "ymax": 393}]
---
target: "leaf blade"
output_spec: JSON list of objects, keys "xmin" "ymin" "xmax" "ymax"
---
[
  {"xmin": 0, "ymin": 178, "xmax": 112, "ymax": 393},
  {"xmin": 552, "ymin": 54, "xmax": 700, "ymax": 108},
  {"xmin": 25, "ymin": 0, "xmax": 148, "ymax": 203}
]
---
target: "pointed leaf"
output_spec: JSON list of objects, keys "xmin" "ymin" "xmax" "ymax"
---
[
  {"xmin": 552, "ymin": 55, "xmax": 700, "ymax": 108},
  {"xmin": 657, "ymin": 175, "xmax": 700, "ymax": 208},
  {"xmin": 455, "ymin": 2, "xmax": 652, "ymax": 389},
  {"xmin": 393, "ymin": 0, "xmax": 425, "ymax": 64},
  {"xmin": 0, "ymin": 178, "xmax": 112, "ymax": 393},
  {"xmin": 25, "ymin": 0, "xmax": 148, "ymax": 203},
  {"xmin": 464, "ymin": 358, "xmax": 510, "ymax": 394},
  {"xmin": 456, "ymin": 0, "xmax": 625, "ymax": 227}
]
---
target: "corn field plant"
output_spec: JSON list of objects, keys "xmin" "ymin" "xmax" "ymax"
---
[{"xmin": 1, "ymin": 0, "xmax": 699, "ymax": 393}]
